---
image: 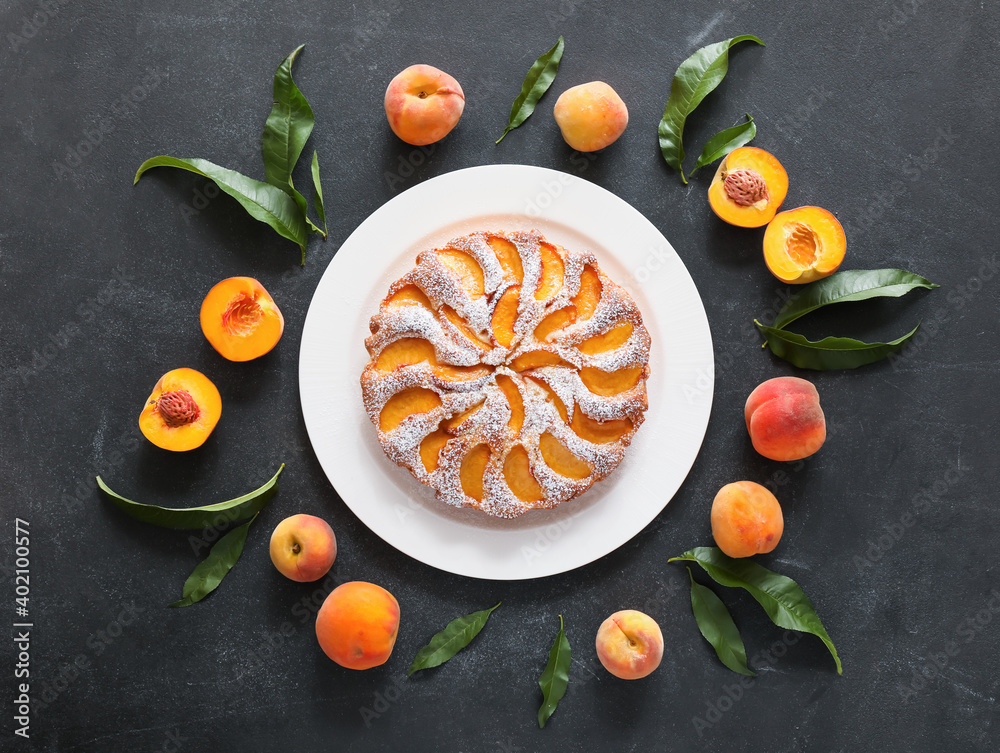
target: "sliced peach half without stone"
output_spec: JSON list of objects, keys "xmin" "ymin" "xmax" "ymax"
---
[
  {"xmin": 763, "ymin": 206, "xmax": 846, "ymax": 284},
  {"xmin": 139, "ymin": 368, "xmax": 222, "ymax": 451},
  {"xmin": 378, "ymin": 388, "xmax": 441, "ymax": 433},
  {"xmin": 200, "ymin": 277, "xmax": 284, "ymax": 362},
  {"xmin": 571, "ymin": 407, "xmax": 632, "ymax": 444},
  {"xmin": 708, "ymin": 147, "xmax": 789, "ymax": 228},
  {"xmin": 534, "ymin": 306, "xmax": 576, "ymax": 341},
  {"xmin": 535, "ymin": 243, "xmax": 565, "ymax": 301},
  {"xmin": 539, "ymin": 432, "xmax": 591, "ymax": 479},
  {"xmin": 491, "ymin": 286, "xmax": 520, "ymax": 347},
  {"xmin": 460, "ymin": 444, "xmax": 491, "ymax": 501},
  {"xmin": 504, "ymin": 445, "xmax": 544, "ymax": 502}
]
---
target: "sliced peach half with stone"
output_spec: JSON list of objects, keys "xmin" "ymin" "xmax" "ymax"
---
[
  {"xmin": 510, "ymin": 351, "xmax": 572, "ymax": 372},
  {"xmin": 495, "ymin": 375, "xmax": 524, "ymax": 433},
  {"xmin": 491, "ymin": 286, "xmax": 520, "ymax": 347},
  {"xmin": 534, "ymin": 306, "xmax": 576, "ymax": 341},
  {"xmin": 539, "ymin": 432, "xmax": 591, "ymax": 479},
  {"xmin": 763, "ymin": 206, "xmax": 847, "ymax": 284},
  {"xmin": 708, "ymin": 147, "xmax": 788, "ymax": 228},
  {"xmin": 438, "ymin": 249, "xmax": 484, "ymax": 298},
  {"xmin": 490, "ymin": 236, "xmax": 524, "ymax": 283},
  {"xmin": 535, "ymin": 243, "xmax": 564, "ymax": 301},
  {"xmin": 139, "ymin": 368, "xmax": 222, "ymax": 451},
  {"xmin": 577, "ymin": 321, "xmax": 633, "ymax": 355},
  {"xmin": 504, "ymin": 445, "xmax": 544, "ymax": 502},
  {"xmin": 580, "ymin": 365, "xmax": 644, "ymax": 396},
  {"xmin": 200, "ymin": 277, "xmax": 284, "ymax": 362},
  {"xmin": 419, "ymin": 427, "xmax": 449, "ymax": 472},
  {"xmin": 572, "ymin": 266, "xmax": 601, "ymax": 321},
  {"xmin": 526, "ymin": 376, "xmax": 568, "ymax": 422},
  {"xmin": 571, "ymin": 407, "xmax": 632, "ymax": 444},
  {"xmin": 378, "ymin": 387, "xmax": 441, "ymax": 432},
  {"xmin": 460, "ymin": 444, "xmax": 491, "ymax": 501}
]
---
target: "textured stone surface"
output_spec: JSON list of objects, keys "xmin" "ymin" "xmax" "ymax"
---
[{"xmin": 1, "ymin": 0, "xmax": 998, "ymax": 750}]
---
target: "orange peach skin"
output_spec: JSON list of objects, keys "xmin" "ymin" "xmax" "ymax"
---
[
  {"xmin": 384, "ymin": 64, "xmax": 465, "ymax": 146},
  {"xmin": 595, "ymin": 609, "xmax": 663, "ymax": 679},
  {"xmin": 269, "ymin": 514, "xmax": 337, "ymax": 583},
  {"xmin": 316, "ymin": 582, "xmax": 400, "ymax": 670},
  {"xmin": 711, "ymin": 481, "xmax": 784, "ymax": 558},
  {"xmin": 745, "ymin": 376, "xmax": 826, "ymax": 461},
  {"xmin": 553, "ymin": 81, "xmax": 628, "ymax": 152}
]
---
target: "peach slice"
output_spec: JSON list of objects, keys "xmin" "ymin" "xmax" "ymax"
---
[
  {"xmin": 571, "ymin": 407, "xmax": 632, "ymax": 444},
  {"xmin": 708, "ymin": 147, "xmax": 789, "ymax": 228},
  {"xmin": 438, "ymin": 249, "xmax": 485, "ymax": 298},
  {"xmin": 504, "ymin": 445, "xmax": 544, "ymax": 502},
  {"xmin": 526, "ymin": 376, "xmax": 568, "ymax": 422},
  {"xmin": 442, "ymin": 400, "xmax": 484, "ymax": 434},
  {"xmin": 138, "ymin": 368, "xmax": 222, "ymax": 452},
  {"xmin": 510, "ymin": 351, "xmax": 572, "ymax": 372},
  {"xmin": 763, "ymin": 207, "xmax": 846, "ymax": 284},
  {"xmin": 539, "ymin": 431, "xmax": 590, "ymax": 479},
  {"xmin": 419, "ymin": 428, "xmax": 449, "ymax": 472},
  {"xmin": 496, "ymin": 375, "xmax": 524, "ymax": 433},
  {"xmin": 572, "ymin": 266, "xmax": 602, "ymax": 321},
  {"xmin": 442, "ymin": 306, "xmax": 491, "ymax": 350},
  {"xmin": 376, "ymin": 337, "xmax": 436, "ymax": 371},
  {"xmin": 460, "ymin": 444, "xmax": 491, "ymax": 501},
  {"xmin": 490, "ymin": 236, "xmax": 524, "ymax": 283},
  {"xmin": 386, "ymin": 284, "xmax": 433, "ymax": 310},
  {"xmin": 577, "ymin": 322, "xmax": 632, "ymax": 355},
  {"xmin": 580, "ymin": 365, "xmax": 643, "ymax": 396},
  {"xmin": 378, "ymin": 387, "xmax": 441, "ymax": 432},
  {"xmin": 200, "ymin": 277, "xmax": 284, "ymax": 362},
  {"xmin": 534, "ymin": 306, "xmax": 576, "ymax": 341},
  {"xmin": 535, "ymin": 243, "xmax": 564, "ymax": 301},
  {"xmin": 491, "ymin": 286, "xmax": 520, "ymax": 347}
]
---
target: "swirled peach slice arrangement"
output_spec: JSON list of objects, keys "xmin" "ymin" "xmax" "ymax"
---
[{"xmin": 360, "ymin": 230, "xmax": 651, "ymax": 519}]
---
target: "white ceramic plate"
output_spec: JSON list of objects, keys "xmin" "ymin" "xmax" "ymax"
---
[{"xmin": 299, "ymin": 164, "xmax": 713, "ymax": 580}]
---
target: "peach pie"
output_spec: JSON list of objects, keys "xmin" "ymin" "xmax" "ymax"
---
[{"xmin": 361, "ymin": 230, "xmax": 650, "ymax": 518}]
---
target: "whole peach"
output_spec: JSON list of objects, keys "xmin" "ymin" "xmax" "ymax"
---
[
  {"xmin": 553, "ymin": 81, "xmax": 628, "ymax": 152},
  {"xmin": 269, "ymin": 514, "xmax": 337, "ymax": 583},
  {"xmin": 711, "ymin": 481, "xmax": 784, "ymax": 558},
  {"xmin": 384, "ymin": 64, "xmax": 465, "ymax": 146},
  {"xmin": 745, "ymin": 376, "xmax": 826, "ymax": 461},
  {"xmin": 316, "ymin": 582, "xmax": 400, "ymax": 670},
  {"xmin": 595, "ymin": 609, "xmax": 663, "ymax": 680}
]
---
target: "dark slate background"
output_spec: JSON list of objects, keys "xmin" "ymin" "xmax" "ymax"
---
[{"xmin": 2, "ymin": 0, "xmax": 998, "ymax": 750}]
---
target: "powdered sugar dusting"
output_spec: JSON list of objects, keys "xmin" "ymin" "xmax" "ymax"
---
[{"xmin": 360, "ymin": 230, "xmax": 652, "ymax": 519}]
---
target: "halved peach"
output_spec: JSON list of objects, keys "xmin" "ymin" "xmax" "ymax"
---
[
  {"xmin": 490, "ymin": 236, "xmax": 524, "ymax": 283},
  {"xmin": 763, "ymin": 206, "xmax": 846, "ymax": 284},
  {"xmin": 495, "ymin": 375, "xmax": 524, "ymax": 433},
  {"xmin": 504, "ymin": 445, "xmax": 544, "ymax": 502},
  {"xmin": 460, "ymin": 444, "xmax": 491, "ymax": 501},
  {"xmin": 138, "ymin": 368, "xmax": 221, "ymax": 451},
  {"xmin": 535, "ymin": 243, "xmax": 564, "ymax": 301},
  {"xmin": 200, "ymin": 277, "xmax": 284, "ymax": 362},
  {"xmin": 708, "ymin": 147, "xmax": 788, "ymax": 228},
  {"xmin": 572, "ymin": 266, "xmax": 602, "ymax": 321},
  {"xmin": 571, "ymin": 407, "xmax": 632, "ymax": 444},
  {"xmin": 577, "ymin": 322, "xmax": 632, "ymax": 355},
  {"xmin": 378, "ymin": 387, "xmax": 441, "ymax": 432},
  {"xmin": 438, "ymin": 249, "xmax": 484, "ymax": 298},
  {"xmin": 539, "ymin": 432, "xmax": 590, "ymax": 479},
  {"xmin": 580, "ymin": 366, "xmax": 643, "ymax": 396},
  {"xmin": 491, "ymin": 286, "xmax": 520, "ymax": 347}
]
